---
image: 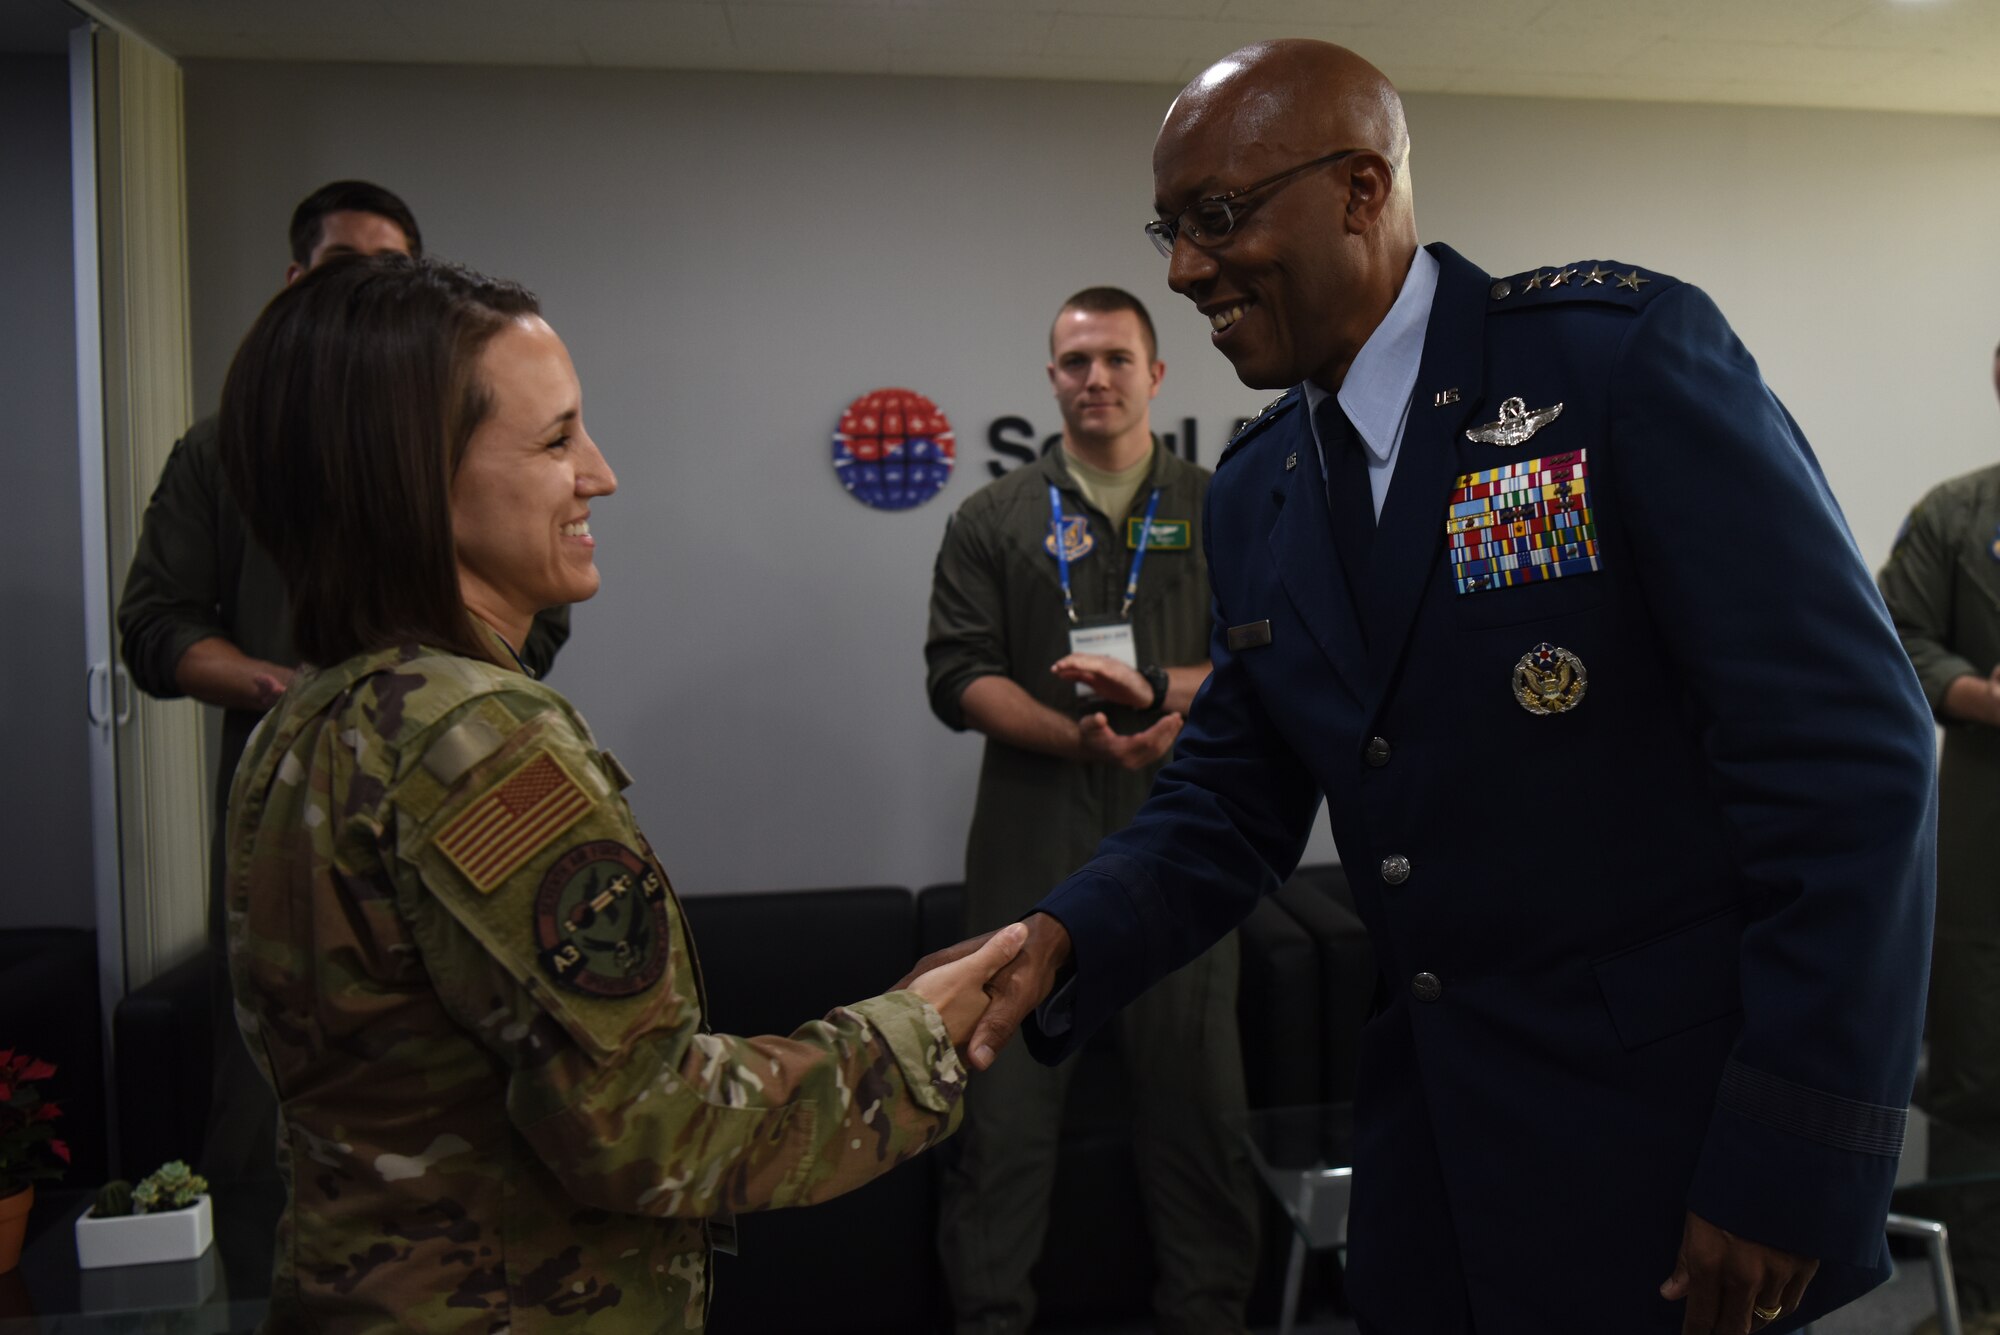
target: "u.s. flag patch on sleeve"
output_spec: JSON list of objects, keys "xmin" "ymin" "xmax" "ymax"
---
[{"xmin": 434, "ymin": 749, "xmax": 595, "ymax": 894}]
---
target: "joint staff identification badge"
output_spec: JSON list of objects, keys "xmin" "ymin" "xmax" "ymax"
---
[
  {"xmin": 533, "ymin": 840, "xmax": 669, "ymax": 996},
  {"xmin": 1513, "ymin": 642, "xmax": 1588, "ymax": 716},
  {"xmin": 1446, "ymin": 450, "xmax": 1600, "ymax": 594}
]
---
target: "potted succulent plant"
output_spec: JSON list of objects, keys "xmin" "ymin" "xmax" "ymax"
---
[
  {"xmin": 74, "ymin": 1162, "xmax": 212, "ymax": 1269},
  {"xmin": 0, "ymin": 1050, "xmax": 70, "ymax": 1274}
]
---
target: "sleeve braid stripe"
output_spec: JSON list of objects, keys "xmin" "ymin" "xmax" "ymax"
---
[{"xmin": 1718, "ymin": 1058, "xmax": 1908, "ymax": 1159}]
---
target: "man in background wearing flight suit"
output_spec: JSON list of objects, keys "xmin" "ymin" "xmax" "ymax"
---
[{"xmin": 925, "ymin": 287, "xmax": 1259, "ymax": 1334}]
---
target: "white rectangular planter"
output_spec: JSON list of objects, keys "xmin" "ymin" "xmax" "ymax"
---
[{"xmin": 74, "ymin": 1194, "xmax": 213, "ymax": 1269}]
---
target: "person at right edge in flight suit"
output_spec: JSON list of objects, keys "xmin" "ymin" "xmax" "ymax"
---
[
  {"xmin": 1878, "ymin": 339, "xmax": 2000, "ymax": 1335},
  {"xmin": 910, "ymin": 38, "xmax": 1938, "ymax": 1335}
]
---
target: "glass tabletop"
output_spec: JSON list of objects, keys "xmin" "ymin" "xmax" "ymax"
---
[
  {"xmin": 0, "ymin": 1182, "xmax": 279, "ymax": 1334},
  {"xmin": 1239, "ymin": 1103, "xmax": 1355, "ymax": 1250}
]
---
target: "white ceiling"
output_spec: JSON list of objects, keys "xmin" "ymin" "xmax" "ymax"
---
[{"xmin": 64, "ymin": 0, "xmax": 2000, "ymax": 117}]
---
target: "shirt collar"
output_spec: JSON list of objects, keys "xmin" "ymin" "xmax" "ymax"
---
[
  {"xmin": 1301, "ymin": 244, "xmax": 1440, "ymax": 464},
  {"xmin": 1036, "ymin": 437, "xmax": 1176, "ymax": 493}
]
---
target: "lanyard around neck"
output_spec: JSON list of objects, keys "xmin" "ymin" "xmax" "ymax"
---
[{"xmin": 1048, "ymin": 482, "xmax": 1163, "ymax": 624}]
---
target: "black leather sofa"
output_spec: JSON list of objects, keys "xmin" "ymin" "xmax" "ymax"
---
[{"xmin": 103, "ymin": 865, "xmax": 1375, "ymax": 1332}]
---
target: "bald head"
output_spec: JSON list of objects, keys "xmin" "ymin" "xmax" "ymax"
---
[
  {"xmin": 1152, "ymin": 40, "xmax": 1420, "ymax": 392},
  {"xmin": 1167, "ymin": 40, "xmax": 1410, "ymax": 185}
]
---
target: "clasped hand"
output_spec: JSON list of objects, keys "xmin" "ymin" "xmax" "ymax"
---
[{"xmin": 897, "ymin": 913, "xmax": 1071, "ymax": 1069}]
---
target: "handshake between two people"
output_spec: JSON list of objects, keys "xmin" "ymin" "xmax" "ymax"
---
[{"xmin": 895, "ymin": 913, "xmax": 1075, "ymax": 1069}]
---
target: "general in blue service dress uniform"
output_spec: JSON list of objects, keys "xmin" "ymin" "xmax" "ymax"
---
[{"xmin": 1026, "ymin": 243, "xmax": 1938, "ymax": 1334}]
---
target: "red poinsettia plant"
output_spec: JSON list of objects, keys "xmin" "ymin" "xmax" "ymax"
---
[{"xmin": 0, "ymin": 1050, "xmax": 69, "ymax": 1198}]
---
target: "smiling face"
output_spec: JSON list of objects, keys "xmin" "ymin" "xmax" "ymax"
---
[
  {"xmin": 1048, "ymin": 307, "xmax": 1163, "ymax": 449},
  {"xmin": 450, "ymin": 316, "xmax": 617, "ymax": 647},
  {"xmin": 1153, "ymin": 41, "xmax": 1415, "ymax": 393}
]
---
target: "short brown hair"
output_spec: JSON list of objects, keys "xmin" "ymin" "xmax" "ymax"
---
[
  {"xmin": 219, "ymin": 254, "xmax": 539, "ymax": 668},
  {"xmin": 1051, "ymin": 286, "xmax": 1158, "ymax": 361},
  {"xmin": 288, "ymin": 180, "xmax": 422, "ymax": 265}
]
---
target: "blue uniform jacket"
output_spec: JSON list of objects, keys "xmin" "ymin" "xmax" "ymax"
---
[{"xmin": 1028, "ymin": 243, "xmax": 1937, "ymax": 1333}]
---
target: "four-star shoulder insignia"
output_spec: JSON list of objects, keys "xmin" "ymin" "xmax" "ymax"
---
[{"xmin": 1492, "ymin": 260, "xmax": 1670, "ymax": 306}]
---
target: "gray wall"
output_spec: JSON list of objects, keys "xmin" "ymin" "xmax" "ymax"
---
[
  {"xmin": 0, "ymin": 53, "xmax": 91, "ymax": 928},
  {"xmin": 180, "ymin": 61, "xmax": 2000, "ymax": 897}
]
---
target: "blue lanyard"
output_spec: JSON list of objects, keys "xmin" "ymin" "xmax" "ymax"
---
[
  {"xmin": 1049, "ymin": 483, "xmax": 1163, "ymax": 624},
  {"xmin": 1048, "ymin": 484, "xmax": 1079, "ymax": 623}
]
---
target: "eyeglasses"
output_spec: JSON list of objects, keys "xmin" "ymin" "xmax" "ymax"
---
[{"xmin": 1145, "ymin": 149, "xmax": 1364, "ymax": 259}]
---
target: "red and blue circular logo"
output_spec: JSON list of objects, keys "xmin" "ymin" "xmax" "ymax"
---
[{"xmin": 832, "ymin": 387, "xmax": 955, "ymax": 511}]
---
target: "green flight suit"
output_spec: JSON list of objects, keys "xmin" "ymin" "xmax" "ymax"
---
[
  {"xmin": 227, "ymin": 638, "xmax": 965, "ymax": 1333},
  {"xmin": 1879, "ymin": 462, "xmax": 2000, "ymax": 1312},
  {"xmin": 925, "ymin": 443, "xmax": 1259, "ymax": 1335}
]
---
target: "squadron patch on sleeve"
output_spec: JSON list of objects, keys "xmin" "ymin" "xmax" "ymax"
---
[
  {"xmin": 532, "ymin": 840, "xmax": 669, "ymax": 997},
  {"xmin": 433, "ymin": 749, "xmax": 594, "ymax": 893}
]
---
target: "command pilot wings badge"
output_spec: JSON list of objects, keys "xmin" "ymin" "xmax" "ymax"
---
[{"xmin": 1466, "ymin": 396, "xmax": 1564, "ymax": 447}]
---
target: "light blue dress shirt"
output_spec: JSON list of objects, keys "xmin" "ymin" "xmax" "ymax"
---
[{"xmin": 1301, "ymin": 244, "xmax": 1440, "ymax": 519}]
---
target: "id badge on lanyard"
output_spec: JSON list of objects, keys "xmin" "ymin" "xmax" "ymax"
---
[{"xmin": 1051, "ymin": 482, "xmax": 1160, "ymax": 696}]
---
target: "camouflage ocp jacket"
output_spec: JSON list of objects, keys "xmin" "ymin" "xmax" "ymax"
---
[{"xmin": 225, "ymin": 639, "xmax": 966, "ymax": 1333}]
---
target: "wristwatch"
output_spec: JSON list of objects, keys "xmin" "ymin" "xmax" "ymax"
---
[{"xmin": 1140, "ymin": 663, "xmax": 1170, "ymax": 712}]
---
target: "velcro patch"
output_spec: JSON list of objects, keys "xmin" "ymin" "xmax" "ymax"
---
[
  {"xmin": 1125, "ymin": 517, "xmax": 1191, "ymax": 550},
  {"xmin": 434, "ymin": 749, "xmax": 594, "ymax": 893},
  {"xmin": 533, "ymin": 841, "xmax": 669, "ymax": 997}
]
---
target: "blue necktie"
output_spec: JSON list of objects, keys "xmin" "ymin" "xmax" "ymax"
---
[{"xmin": 1315, "ymin": 395, "xmax": 1376, "ymax": 594}]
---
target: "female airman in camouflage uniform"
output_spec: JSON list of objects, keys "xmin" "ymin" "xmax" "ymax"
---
[{"xmin": 217, "ymin": 255, "xmax": 1022, "ymax": 1333}]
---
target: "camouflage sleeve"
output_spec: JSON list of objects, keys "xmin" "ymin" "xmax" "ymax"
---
[
  {"xmin": 1878, "ymin": 489, "xmax": 1980, "ymax": 713},
  {"xmin": 385, "ymin": 688, "xmax": 965, "ymax": 1219}
]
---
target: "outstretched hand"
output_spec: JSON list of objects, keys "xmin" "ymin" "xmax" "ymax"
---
[
  {"xmin": 896, "ymin": 913, "xmax": 1073, "ymax": 1070},
  {"xmin": 1660, "ymin": 1210, "xmax": 1817, "ymax": 1334},
  {"xmin": 1077, "ymin": 711, "xmax": 1181, "ymax": 771}
]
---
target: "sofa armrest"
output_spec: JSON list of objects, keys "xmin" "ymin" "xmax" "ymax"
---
[{"xmin": 113, "ymin": 951, "xmax": 214, "ymax": 1179}]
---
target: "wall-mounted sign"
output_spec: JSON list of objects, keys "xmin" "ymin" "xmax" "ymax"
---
[
  {"xmin": 832, "ymin": 387, "xmax": 956, "ymax": 511},
  {"xmin": 983, "ymin": 414, "xmax": 1252, "ymax": 479}
]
